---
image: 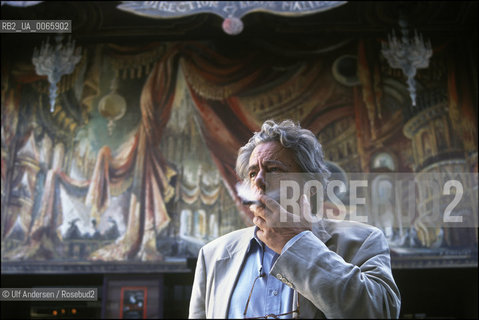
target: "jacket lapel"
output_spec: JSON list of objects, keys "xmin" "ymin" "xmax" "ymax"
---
[{"xmin": 212, "ymin": 227, "xmax": 254, "ymax": 318}]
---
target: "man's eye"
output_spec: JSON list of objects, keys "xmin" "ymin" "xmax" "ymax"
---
[
  {"xmin": 249, "ymin": 172, "xmax": 257, "ymax": 179},
  {"xmin": 269, "ymin": 167, "xmax": 280, "ymax": 172}
]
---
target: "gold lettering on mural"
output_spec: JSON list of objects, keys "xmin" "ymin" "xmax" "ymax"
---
[
  {"xmin": 177, "ymin": 2, "xmax": 195, "ymax": 12},
  {"xmin": 239, "ymin": 2, "xmax": 276, "ymax": 9},
  {"xmin": 195, "ymin": 1, "xmax": 219, "ymax": 9},
  {"xmin": 144, "ymin": 1, "xmax": 219, "ymax": 12},
  {"xmin": 282, "ymin": 1, "xmax": 324, "ymax": 11}
]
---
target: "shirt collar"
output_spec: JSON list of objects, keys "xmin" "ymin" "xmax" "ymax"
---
[
  {"xmin": 248, "ymin": 226, "xmax": 279, "ymax": 258},
  {"xmin": 245, "ymin": 226, "xmax": 264, "ymax": 253}
]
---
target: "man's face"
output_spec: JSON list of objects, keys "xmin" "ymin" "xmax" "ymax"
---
[{"xmin": 247, "ymin": 141, "xmax": 301, "ymax": 199}]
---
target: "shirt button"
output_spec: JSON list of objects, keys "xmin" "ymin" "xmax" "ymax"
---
[
  {"xmin": 276, "ymin": 273, "xmax": 283, "ymax": 280},
  {"xmin": 272, "ymin": 290, "xmax": 278, "ymax": 296}
]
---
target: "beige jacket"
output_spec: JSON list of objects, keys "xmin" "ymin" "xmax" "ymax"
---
[{"xmin": 189, "ymin": 219, "xmax": 401, "ymax": 319}]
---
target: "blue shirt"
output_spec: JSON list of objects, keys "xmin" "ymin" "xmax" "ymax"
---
[{"xmin": 227, "ymin": 227, "xmax": 306, "ymax": 319}]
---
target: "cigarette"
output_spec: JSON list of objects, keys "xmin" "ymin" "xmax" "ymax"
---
[{"xmin": 241, "ymin": 199, "xmax": 261, "ymax": 205}]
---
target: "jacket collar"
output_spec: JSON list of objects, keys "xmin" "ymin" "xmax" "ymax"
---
[{"xmin": 212, "ymin": 226, "xmax": 255, "ymax": 318}]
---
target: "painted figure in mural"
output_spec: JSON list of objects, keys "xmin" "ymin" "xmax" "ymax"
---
[{"xmin": 189, "ymin": 120, "xmax": 401, "ymax": 318}]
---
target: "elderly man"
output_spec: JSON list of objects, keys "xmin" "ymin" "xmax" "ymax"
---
[{"xmin": 189, "ymin": 120, "xmax": 401, "ymax": 319}]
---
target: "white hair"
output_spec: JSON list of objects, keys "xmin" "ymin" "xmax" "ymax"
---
[{"xmin": 236, "ymin": 119, "xmax": 330, "ymax": 185}]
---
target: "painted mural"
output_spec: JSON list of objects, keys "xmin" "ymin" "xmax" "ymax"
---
[{"xmin": 1, "ymin": 38, "xmax": 477, "ymax": 272}]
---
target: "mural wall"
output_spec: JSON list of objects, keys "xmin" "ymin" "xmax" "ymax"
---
[{"xmin": 1, "ymin": 37, "xmax": 477, "ymax": 272}]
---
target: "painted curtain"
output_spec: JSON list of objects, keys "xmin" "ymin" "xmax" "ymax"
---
[
  {"xmin": 4, "ymin": 38, "xmax": 474, "ymax": 264},
  {"xmin": 3, "ymin": 39, "xmax": 352, "ymax": 261}
]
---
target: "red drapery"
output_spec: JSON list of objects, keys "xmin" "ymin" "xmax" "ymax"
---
[
  {"xmin": 7, "ymin": 44, "xmax": 180, "ymax": 261},
  {"xmin": 180, "ymin": 43, "xmax": 351, "ymax": 223},
  {"xmin": 5, "ymin": 40, "xmax": 355, "ymax": 261},
  {"xmin": 88, "ymin": 44, "xmax": 180, "ymax": 260}
]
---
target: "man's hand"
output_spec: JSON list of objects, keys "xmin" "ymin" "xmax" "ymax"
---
[{"xmin": 251, "ymin": 193, "xmax": 315, "ymax": 254}]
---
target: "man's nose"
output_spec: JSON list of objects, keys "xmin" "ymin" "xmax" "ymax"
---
[{"xmin": 254, "ymin": 169, "xmax": 266, "ymax": 192}]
